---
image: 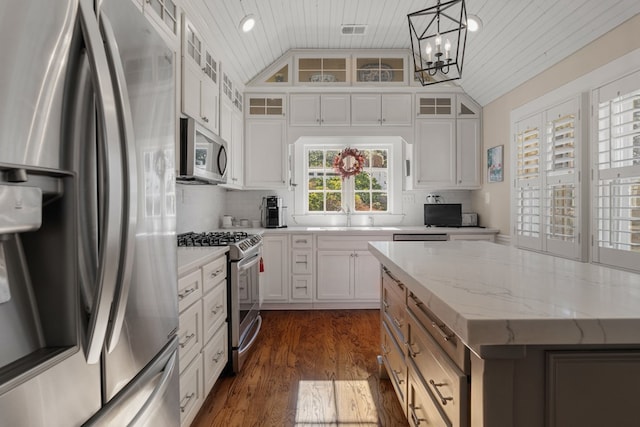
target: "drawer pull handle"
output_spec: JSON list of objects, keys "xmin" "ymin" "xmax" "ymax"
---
[
  {"xmin": 409, "ymin": 404, "xmax": 425, "ymax": 426},
  {"xmin": 406, "ymin": 342, "xmax": 420, "ymax": 358},
  {"xmin": 210, "ymin": 269, "xmax": 223, "ymax": 278},
  {"xmin": 393, "ymin": 317, "xmax": 403, "ymax": 329},
  {"xmin": 211, "ymin": 303, "xmax": 224, "ymax": 315},
  {"xmin": 382, "ymin": 300, "xmax": 389, "ymax": 310},
  {"xmin": 295, "ymin": 239, "xmax": 308, "ymax": 244},
  {"xmin": 429, "ymin": 379, "xmax": 453, "ymax": 405},
  {"xmin": 178, "ymin": 287, "xmax": 195, "ymax": 300},
  {"xmin": 382, "ymin": 343, "xmax": 389, "ymax": 355},
  {"xmin": 180, "ymin": 392, "xmax": 195, "ymax": 412},
  {"xmin": 212, "ymin": 350, "xmax": 224, "ymax": 363},
  {"xmin": 431, "ymin": 321, "xmax": 454, "ymax": 342},
  {"xmin": 391, "ymin": 369, "xmax": 404, "ymax": 385},
  {"xmin": 179, "ymin": 333, "xmax": 195, "ymax": 348},
  {"xmin": 294, "ymin": 285, "xmax": 307, "ymax": 289}
]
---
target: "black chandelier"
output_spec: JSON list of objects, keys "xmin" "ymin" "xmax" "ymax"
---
[{"xmin": 408, "ymin": 0, "xmax": 468, "ymax": 86}]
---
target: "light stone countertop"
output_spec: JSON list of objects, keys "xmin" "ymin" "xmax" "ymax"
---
[
  {"xmin": 178, "ymin": 246, "xmax": 228, "ymax": 276},
  {"xmin": 368, "ymin": 240, "xmax": 640, "ymax": 355},
  {"xmin": 260, "ymin": 225, "xmax": 499, "ymax": 235}
]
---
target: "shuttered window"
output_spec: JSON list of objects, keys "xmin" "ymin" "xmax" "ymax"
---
[
  {"xmin": 594, "ymin": 73, "xmax": 640, "ymax": 270},
  {"xmin": 514, "ymin": 97, "xmax": 583, "ymax": 258}
]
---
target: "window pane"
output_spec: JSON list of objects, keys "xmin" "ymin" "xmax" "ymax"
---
[
  {"xmin": 370, "ymin": 171, "xmax": 387, "ymax": 190},
  {"xmin": 325, "ymin": 150, "xmax": 339, "ymax": 168},
  {"xmin": 354, "ymin": 172, "xmax": 371, "ymax": 190},
  {"xmin": 372, "ymin": 193, "xmax": 388, "ymax": 211},
  {"xmin": 370, "ymin": 150, "xmax": 387, "ymax": 168},
  {"xmin": 326, "ymin": 175, "xmax": 341, "ymax": 190},
  {"xmin": 308, "ymin": 176, "xmax": 323, "ymax": 190},
  {"xmin": 355, "ymin": 192, "xmax": 370, "ymax": 211},
  {"xmin": 308, "ymin": 193, "xmax": 324, "ymax": 211},
  {"xmin": 309, "ymin": 150, "xmax": 323, "ymax": 168},
  {"xmin": 326, "ymin": 193, "xmax": 341, "ymax": 211}
]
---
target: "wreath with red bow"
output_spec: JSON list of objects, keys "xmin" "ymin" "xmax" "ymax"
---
[{"xmin": 333, "ymin": 147, "xmax": 365, "ymax": 179}]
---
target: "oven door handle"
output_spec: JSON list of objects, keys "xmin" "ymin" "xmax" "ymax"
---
[
  {"xmin": 238, "ymin": 315, "xmax": 262, "ymax": 355},
  {"xmin": 238, "ymin": 253, "xmax": 260, "ymax": 271}
]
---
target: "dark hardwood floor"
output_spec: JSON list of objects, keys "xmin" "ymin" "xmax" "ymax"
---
[{"xmin": 192, "ymin": 310, "xmax": 408, "ymax": 427}]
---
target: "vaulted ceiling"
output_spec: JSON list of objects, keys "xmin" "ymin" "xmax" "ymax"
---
[{"xmin": 197, "ymin": 0, "xmax": 640, "ymax": 106}]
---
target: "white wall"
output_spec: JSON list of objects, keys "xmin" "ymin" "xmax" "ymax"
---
[
  {"xmin": 472, "ymin": 14, "xmax": 640, "ymax": 240},
  {"xmin": 175, "ymin": 183, "xmax": 227, "ymax": 233}
]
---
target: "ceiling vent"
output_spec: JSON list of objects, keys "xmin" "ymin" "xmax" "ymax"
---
[{"xmin": 341, "ymin": 24, "xmax": 367, "ymax": 35}]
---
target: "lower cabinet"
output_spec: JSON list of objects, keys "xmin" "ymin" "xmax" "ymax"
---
[
  {"xmin": 261, "ymin": 234, "xmax": 290, "ymax": 302},
  {"xmin": 177, "ymin": 253, "xmax": 228, "ymax": 427},
  {"xmin": 316, "ymin": 235, "xmax": 390, "ymax": 306}
]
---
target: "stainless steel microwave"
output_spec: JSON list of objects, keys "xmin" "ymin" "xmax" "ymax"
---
[{"xmin": 179, "ymin": 117, "xmax": 227, "ymax": 183}]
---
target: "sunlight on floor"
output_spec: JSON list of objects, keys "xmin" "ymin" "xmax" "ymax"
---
[{"xmin": 295, "ymin": 380, "xmax": 379, "ymax": 426}]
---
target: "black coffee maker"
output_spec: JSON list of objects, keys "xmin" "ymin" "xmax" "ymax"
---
[{"xmin": 262, "ymin": 196, "xmax": 287, "ymax": 228}]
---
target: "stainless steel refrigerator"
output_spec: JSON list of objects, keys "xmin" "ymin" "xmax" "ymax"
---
[{"xmin": 0, "ymin": 0, "xmax": 179, "ymax": 425}]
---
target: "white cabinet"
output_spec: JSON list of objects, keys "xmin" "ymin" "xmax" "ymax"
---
[
  {"xmin": 137, "ymin": 0, "xmax": 178, "ymax": 42},
  {"xmin": 219, "ymin": 73, "xmax": 244, "ymax": 188},
  {"xmin": 413, "ymin": 93, "xmax": 481, "ymax": 189},
  {"xmin": 316, "ymin": 250, "xmax": 353, "ymax": 300},
  {"xmin": 247, "ymin": 95, "xmax": 286, "ymax": 118},
  {"xmin": 351, "ymin": 93, "xmax": 412, "ymax": 126},
  {"xmin": 261, "ymin": 234, "xmax": 289, "ymax": 302},
  {"xmin": 315, "ymin": 235, "xmax": 390, "ymax": 305},
  {"xmin": 181, "ymin": 15, "xmax": 219, "ymax": 134},
  {"xmin": 244, "ymin": 119, "xmax": 287, "ymax": 189},
  {"xmin": 414, "ymin": 119, "xmax": 456, "ymax": 188},
  {"xmin": 289, "ymin": 94, "xmax": 350, "ymax": 126},
  {"xmin": 457, "ymin": 118, "xmax": 481, "ymax": 187}
]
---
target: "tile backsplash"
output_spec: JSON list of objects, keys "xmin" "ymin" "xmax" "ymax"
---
[{"xmin": 176, "ymin": 184, "xmax": 473, "ymax": 231}]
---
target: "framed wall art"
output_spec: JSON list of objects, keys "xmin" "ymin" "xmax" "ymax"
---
[{"xmin": 487, "ymin": 145, "xmax": 504, "ymax": 183}]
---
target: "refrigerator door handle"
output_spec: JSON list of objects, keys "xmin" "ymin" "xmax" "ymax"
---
[
  {"xmin": 98, "ymin": 10, "xmax": 139, "ymax": 355},
  {"xmin": 127, "ymin": 349, "xmax": 177, "ymax": 426},
  {"xmin": 78, "ymin": 0, "xmax": 125, "ymax": 365}
]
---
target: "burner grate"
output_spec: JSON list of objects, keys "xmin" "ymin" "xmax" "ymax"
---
[{"xmin": 177, "ymin": 231, "xmax": 250, "ymax": 247}]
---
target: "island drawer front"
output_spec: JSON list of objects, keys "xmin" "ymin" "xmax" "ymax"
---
[
  {"xmin": 382, "ymin": 268, "xmax": 406, "ymax": 345},
  {"xmin": 408, "ymin": 290, "xmax": 469, "ymax": 374},
  {"xmin": 407, "ymin": 364, "xmax": 450, "ymax": 427},
  {"xmin": 202, "ymin": 256, "xmax": 227, "ymax": 294},
  {"xmin": 178, "ymin": 269, "xmax": 203, "ymax": 313},
  {"xmin": 407, "ymin": 312, "xmax": 468, "ymax": 427},
  {"xmin": 291, "ymin": 234, "xmax": 313, "ymax": 248},
  {"xmin": 202, "ymin": 282, "xmax": 227, "ymax": 342},
  {"xmin": 382, "ymin": 320, "xmax": 407, "ymax": 409}
]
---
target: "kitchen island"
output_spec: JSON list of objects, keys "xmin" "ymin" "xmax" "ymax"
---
[{"xmin": 369, "ymin": 240, "xmax": 640, "ymax": 427}]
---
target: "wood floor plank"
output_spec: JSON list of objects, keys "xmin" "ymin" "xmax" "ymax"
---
[{"xmin": 192, "ymin": 310, "xmax": 407, "ymax": 427}]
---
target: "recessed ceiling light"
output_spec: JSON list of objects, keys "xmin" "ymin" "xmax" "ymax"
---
[
  {"xmin": 239, "ymin": 14, "xmax": 256, "ymax": 32},
  {"xmin": 467, "ymin": 14, "xmax": 483, "ymax": 32}
]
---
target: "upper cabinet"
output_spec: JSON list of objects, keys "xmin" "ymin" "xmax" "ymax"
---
[
  {"xmin": 296, "ymin": 55, "xmax": 349, "ymax": 86},
  {"xmin": 412, "ymin": 94, "xmax": 481, "ymax": 189},
  {"xmin": 248, "ymin": 50, "xmax": 412, "ymax": 87},
  {"xmin": 289, "ymin": 94, "xmax": 350, "ymax": 126},
  {"xmin": 144, "ymin": 0, "xmax": 178, "ymax": 40},
  {"xmin": 351, "ymin": 94, "xmax": 412, "ymax": 126},
  {"xmin": 181, "ymin": 14, "xmax": 219, "ymax": 134},
  {"xmin": 353, "ymin": 55, "xmax": 407, "ymax": 85},
  {"xmin": 247, "ymin": 95, "xmax": 286, "ymax": 118}
]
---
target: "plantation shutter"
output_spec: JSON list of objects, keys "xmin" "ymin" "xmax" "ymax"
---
[
  {"xmin": 515, "ymin": 114, "xmax": 543, "ymax": 250},
  {"xmin": 593, "ymin": 70, "xmax": 640, "ymax": 271}
]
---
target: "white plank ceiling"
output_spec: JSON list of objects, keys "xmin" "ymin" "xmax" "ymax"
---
[{"xmin": 197, "ymin": 0, "xmax": 640, "ymax": 105}]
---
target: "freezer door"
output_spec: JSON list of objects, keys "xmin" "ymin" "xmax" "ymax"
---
[
  {"xmin": 98, "ymin": 0, "xmax": 179, "ymax": 401},
  {"xmin": 83, "ymin": 337, "xmax": 179, "ymax": 427},
  {"xmin": 0, "ymin": 349, "xmax": 101, "ymax": 427}
]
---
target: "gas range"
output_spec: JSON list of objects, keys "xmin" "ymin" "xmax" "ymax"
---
[{"xmin": 177, "ymin": 231, "xmax": 262, "ymax": 260}]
